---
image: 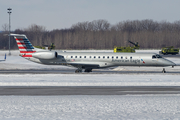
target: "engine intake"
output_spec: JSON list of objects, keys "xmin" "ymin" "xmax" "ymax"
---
[{"xmin": 32, "ymin": 51, "xmax": 58, "ymax": 59}]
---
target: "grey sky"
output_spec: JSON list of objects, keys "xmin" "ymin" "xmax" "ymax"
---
[{"xmin": 1, "ymin": 0, "xmax": 180, "ymax": 31}]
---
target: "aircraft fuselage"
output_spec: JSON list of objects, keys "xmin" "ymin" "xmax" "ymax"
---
[{"xmin": 26, "ymin": 52, "xmax": 176, "ymax": 69}]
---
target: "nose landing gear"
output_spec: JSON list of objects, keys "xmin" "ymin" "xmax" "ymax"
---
[
  {"xmin": 75, "ymin": 67, "xmax": 82, "ymax": 73},
  {"xmin": 162, "ymin": 68, "xmax": 166, "ymax": 73}
]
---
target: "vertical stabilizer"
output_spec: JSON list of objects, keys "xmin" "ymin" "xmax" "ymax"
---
[{"xmin": 10, "ymin": 34, "xmax": 36, "ymax": 58}]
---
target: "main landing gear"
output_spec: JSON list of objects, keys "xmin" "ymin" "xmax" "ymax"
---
[
  {"xmin": 75, "ymin": 68, "xmax": 82, "ymax": 73},
  {"xmin": 162, "ymin": 68, "xmax": 166, "ymax": 73},
  {"xmin": 84, "ymin": 69, "xmax": 92, "ymax": 72},
  {"xmin": 75, "ymin": 68, "xmax": 92, "ymax": 73}
]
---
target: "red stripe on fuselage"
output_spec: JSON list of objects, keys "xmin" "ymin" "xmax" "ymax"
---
[
  {"xmin": 20, "ymin": 51, "xmax": 36, "ymax": 53},
  {"xmin": 22, "ymin": 55, "xmax": 32, "ymax": 57}
]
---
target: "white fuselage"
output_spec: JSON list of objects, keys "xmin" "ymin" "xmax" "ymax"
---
[{"xmin": 26, "ymin": 52, "xmax": 176, "ymax": 69}]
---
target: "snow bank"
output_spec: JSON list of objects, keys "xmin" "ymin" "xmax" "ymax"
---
[
  {"xmin": 0, "ymin": 74, "xmax": 180, "ymax": 86},
  {"xmin": 0, "ymin": 95, "xmax": 180, "ymax": 120}
]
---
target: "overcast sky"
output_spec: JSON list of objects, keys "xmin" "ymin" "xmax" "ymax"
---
[{"xmin": 1, "ymin": 0, "xmax": 180, "ymax": 31}]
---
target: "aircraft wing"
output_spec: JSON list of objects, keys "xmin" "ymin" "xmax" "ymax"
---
[{"xmin": 68, "ymin": 62, "xmax": 100, "ymax": 69}]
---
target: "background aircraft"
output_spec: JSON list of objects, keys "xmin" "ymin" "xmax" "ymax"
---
[{"xmin": 0, "ymin": 54, "xmax": 6, "ymax": 62}]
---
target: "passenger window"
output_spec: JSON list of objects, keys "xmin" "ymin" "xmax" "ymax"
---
[
  {"xmin": 84, "ymin": 56, "xmax": 86, "ymax": 58},
  {"xmin": 71, "ymin": 56, "xmax": 73, "ymax": 58},
  {"xmin": 112, "ymin": 56, "xmax": 114, "ymax": 59},
  {"xmin": 107, "ymin": 56, "xmax": 109, "ymax": 59},
  {"xmin": 90, "ymin": 56, "xmax": 91, "ymax": 58},
  {"xmin": 94, "ymin": 56, "xmax": 96, "ymax": 58},
  {"xmin": 152, "ymin": 55, "xmax": 156, "ymax": 59},
  {"xmin": 80, "ymin": 56, "xmax": 81, "ymax": 58},
  {"xmin": 116, "ymin": 56, "xmax": 118, "ymax": 59},
  {"xmin": 103, "ymin": 56, "xmax": 105, "ymax": 59},
  {"xmin": 130, "ymin": 57, "xmax": 132, "ymax": 59},
  {"xmin": 98, "ymin": 56, "xmax": 100, "ymax": 58},
  {"xmin": 121, "ymin": 56, "xmax": 123, "ymax": 59},
  {"xmin": 75, "ymin": 56, "xmax": 77, "ymax": 58}
]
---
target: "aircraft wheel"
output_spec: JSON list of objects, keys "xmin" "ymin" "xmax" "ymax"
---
[
  {"xmin": 162, "ymin": 68, "xmax": 166, "ymax": 73},
  {"xmin": 75, "ymin": 69, "xmax": 82, "ymax": 73},
  {"xmin": 84, "ymin": 69, "xmax": 92, "ymax": 72}
]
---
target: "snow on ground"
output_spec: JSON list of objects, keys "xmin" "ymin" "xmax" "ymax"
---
[
  {"xmin": 0, "ymin": 56, "xmax": 71, "ymax": 70},
  {"xmin": 0, "ymin": 95, "xmax": 180, "ymax": 120},
  {"xmin": 0, "ymin": 74, "xmax": 180, "ymax": 86}
]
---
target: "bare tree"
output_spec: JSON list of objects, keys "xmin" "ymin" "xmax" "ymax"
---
[
  {"xmin": 24, "ymin": 24, "xmax": 46, "ymax": 46},
  {"xmin": 2, "ymin": 19, "xmax": 180, "ymax": 50},
  {"xmin": 1, "ymin": 23, "xmax": 9, "ymax": 32}
]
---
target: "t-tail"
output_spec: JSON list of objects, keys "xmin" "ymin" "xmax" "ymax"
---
[
  {"xmin": 10, "ymin": 34, "xmax": 58, "ymax": 60},
  {"xmin": 10, "ymin": 34, "xmax": 37, "ymax": 57},
  {"xmin": 10, "ymin": 34, "xmax": 50, "ymax": 57}
]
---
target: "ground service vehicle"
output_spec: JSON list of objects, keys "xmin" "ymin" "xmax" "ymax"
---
[
  {"xmin": 34, "ymin": 43, "xmax": 55, "ymax": 50},
  {"xmin": 114, "ymin": 41, "xmax": 139, "ymax": 53},
  {"xmin": 159, "ymin": 46, "xmax": 179, "ymax": 55}
]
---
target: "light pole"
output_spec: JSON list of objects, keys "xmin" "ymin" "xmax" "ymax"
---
[{"xmin": 7, "ymin": 7, "xmax": 12, "ymax": 55}]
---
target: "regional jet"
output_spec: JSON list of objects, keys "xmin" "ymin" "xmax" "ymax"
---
[
  {"xmin": 0, "ymin": 54, "xmax": 6, "ymax": 62},
  {"xmin": 10, "ymin": 34, "xmax": 176, "ymax": 73}
]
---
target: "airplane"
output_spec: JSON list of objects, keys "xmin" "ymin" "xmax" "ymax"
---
[
  {"xmin": 0, "ymin": 54, "xmax": 6, "ymax": 62},
  {"xmin": 10, "ymin": 33, "xmax": 176, "ymax": 73}
]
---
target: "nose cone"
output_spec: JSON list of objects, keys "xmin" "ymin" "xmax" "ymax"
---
[{"xmin": 163, "ymin": 59, "xmax": 176, "ymax": 66}]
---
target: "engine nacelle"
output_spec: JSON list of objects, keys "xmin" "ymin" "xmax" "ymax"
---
[{"xmin": 32, "ymin": 51, "xmax": 58, "ymax": 59}]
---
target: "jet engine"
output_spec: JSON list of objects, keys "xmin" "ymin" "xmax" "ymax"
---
[{"xmin": 32, "ymin": 51, "xmax": 58, "ymax": 59}]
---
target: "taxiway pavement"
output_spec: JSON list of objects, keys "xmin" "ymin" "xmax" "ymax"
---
[
  {"xmin": 0, "ymin": 86, "xmax": 180, "ymax": 95},
  {"xmin": 0, "ymin": 69, "xmax": 180, "ymax": 74}
]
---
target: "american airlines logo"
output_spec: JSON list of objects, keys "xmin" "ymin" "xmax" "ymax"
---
[{"xmin": 141, "ymin": 59, "xmax": 145, "ymax": 64}]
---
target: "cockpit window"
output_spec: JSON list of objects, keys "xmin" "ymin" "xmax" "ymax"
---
[
  {"xmin": 152, "ymin": 55, "xmax": 162, "ymax": 59},
  {"xmin": 156, "ymin": 55, "xmax": 162, "ymax": 58},
  {"xmin": 152, "ymin": 55, "xmax": 156, "ymax": 59}
]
